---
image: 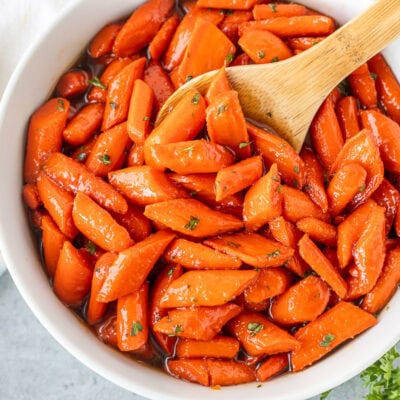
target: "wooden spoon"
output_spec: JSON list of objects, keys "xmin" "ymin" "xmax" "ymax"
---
[{"xmin": 156, "ymin": 0, "xmax": 400, "ymax": 152}]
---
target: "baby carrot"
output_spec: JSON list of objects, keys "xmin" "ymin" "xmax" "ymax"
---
[
  {"xmin": 22, "ymin": 183, "xmax": 41, "ymax": 210},
  {"xmin": 207, "ymin": 359, "xmax": 256, "ymax": 386},
  {"xmin": 126, "ymin": 143, "xmax": 145, "ymax": 167},
  {"xmin": 253, "ymin": 4, "xmax": 307, "ymax": 20},
  {"xmin": 347, "ymin": 63, "xmax": 378, "ymax": 108},
  {"xmin": 286, "ymin": 36, "xmax": 325, "ymax": 51},
  {"xmin": 56, "ymin": 70, "xmax": 88, "ymax": 98},
  {"xmin": 89, "ymin": 23, "xmax": 122, "ymax": 59},
  {"xmin": 205, "ymin": 67, "xmax": 232, "ymax": 104},
  {"xmin": 296, "ymin": 217, "xmax": 337, "ymax": 247},
  {"xmin": 336, "ymin": 96, "xmax": 361, "ymax": 140},
  {"xmin": 256, "ymin": 354, "xmax": 289, "ymax": 382},
  {"xmin": 197, "ymin": 0, "xmax": 257, "ymax": 9},
  {"xmin": 176, "ymin": 336, "xmax": 240, "ymax": 359},
  {"xmin": 167, "ymin": 359, "xmax": 209, "ymax": 386},
  {"xmin": 148, "ymin": 14, "xmax": 179, "ymax": 61},
  {"xmin": 219, "ymin": 10, "xmax": 253, "ymax": 44}
]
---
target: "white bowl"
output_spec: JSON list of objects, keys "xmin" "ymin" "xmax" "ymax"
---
[{"xmin": 1, "ymin": 0, "xmax": 399, "ymax": 399}]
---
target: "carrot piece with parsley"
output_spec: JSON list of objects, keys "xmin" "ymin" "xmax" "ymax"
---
[
  {"xmin": 176, "ymin": 336, "xmax": 240, "ymax": 359},
  {"xmin": 219, "ymin": 10, "xmax": 253, "ymax": 44},
  {"xmin": 239, "ymin": 29, "xmax": 292, "ymax": 64},
  {"xmin": 97, "ymin": 230, "xmax": 175, "ymax": 303},
  {"xmin": 154, "ymin": 303, "xmax": 242, "ymax": 341},
  {"xmin": 41, "ymin": 215, "xmax": 66, "ymax": 277},
  {"xmin": 361, "ymin": 248, "xmax": 400, "ymax": 314},
  {"xmin": 271, "ymin": 276, "xmax": 330, "ymax": 325},
  {"xmin": 197, "ymin": 0, "xmax": 256, "ymax": 9},
  {"xmin": 204, "ymin": 231, "xmax": 294, "ymax": 268},
  {"xmin": 167, "ymin": 359, "xmax": 209, "ymax": 386},
  {"xmin": 44, "ymin": 152, "xmax": 128, "ymax": 214},
  {"xmin": 253, "ymin": 3, "xmax": 307, "ymax": 20},
  {"xmin": 148, "ymin": 14, "xmax": 179, "ymax": 61},
  {"xmin": 160, "ymin": 270, "xmax": 256, "ymax": 308},
  {"xmin": 347, "ymin": 63, "xmax": 378, "ymax": 108},
  {"xmin": 291, "ymin": 302, "xmax": 377, "ymax": 372},
  {"xmin": 205, "ymin": 67, "xmax": 231, "ymax": 104},
  {"xmin": 226, "ymin": 311, "xmax": 300, "ymax": 356},
  {"xmin": 244, "ymin": 268, "xmax": 291, "ymax": 304},
  {"xmin": 24, "ymin": 98, "xmax": 69, "ymax": 183},
  {"xmin": 89, "ymin": 23, "xmax": 122, "ymax": 58},
  {"xmin": 53, "ymin": 241, "xmax": 93, "ymax": 307},
  {"xmin": 215, "ymin": 156, "xmax": 263, "ymax": 202},
  {"xmin": 56, "ymin": 70, "xmax": 88, "ymax": 98},
  {"xmin": 102, "ymin": 57, "xmax": 146, "ymax": 131},
  {"xmin": 22, "ymin": 183, "xmax": 41, "ymax": 210},
  {"xmin": 368, "ymin": 53, "xmax": 400, "ymax": 125},
  {"xmin": 256, "ymin": 354, "xmax": 289, "ymax": 382},
  {"xmin": 206, "ymin": 90, "xmax": 250, "ymax": 159},
  {"xmin": 164, "ymin": 238, "xmax": 242, "ymax": 270},
  {"xmin": 87, "ymin": 252, "xmax": 117, "ymax": 325},
  {"xmin": 243, "ymin": 163, "xmax": 282, "ymax": 231},
  {"xmin": 113, "ymin": 0, "xmax": 174, "ymax": 56},
  {"xmin": 298, "ymin": 234, "xmax": 347, "ymax": 299},
  {"xmin": 336, "ymin": 96, "xmax": 361, "ymax": 140},
  {"xmin": 36, "ymin": 173, "xmax": 78, "ymax": 239},
  {"xmin": 247, "ymin": 122, "xmax": 304, "ymax": 187}
]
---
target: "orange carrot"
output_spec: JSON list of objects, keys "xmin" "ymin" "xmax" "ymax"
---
[
  {"xmin": 336, "ymin": 96, "xmax": 361, "ymax": 140},
  {"xmin": 53, "ymin": 241, "xmax": 93, "ymax": 306},
  {"xmin": 89, "ymin": 23, "xmax": 122, "ymax": 58},
  {"xmin": 164, "ymin": 238, "xmax": 242, "ymax": 270},
  {"xmin": 205, "ymin": 67, "xmax": 232, "ymax": 104},
  {"xmin": 253, "ymin": 4, "xmax": 307, "ymax": 20},
  {"xmin": 204, "ymin": 231, "xmax": 294, "ymax": 268},
  {"xmin": 207, "ymin": 359, "xmax": 256, "ymax": 386},
  {"xmin": 113, "ymin": 0, "xmax": 174, "ymax": 56},
  {"xmin": 291, "ymin": 302, "xmax": 377, "ymax": 372},
  {"xmin": 176, "ymin": 336, "xmax": 240, "ymax": 359},
  {"xmin": 296, "ymin": 217, "xmax": 337, "ymax": 247},
  {"xmin": 197, "ymin": 0, "xmax": 257, "ymax": 9},
  {"xmin": 126, "ymin": 143, "xmax": 145, "ymax": 167},
  {"xmin": 167, "ymin": 359, "xmax": 209, "ymax": 386},
  {"xmin": 44, "ymin": 152, "xmax": 128, "ymax": 214},
  {"xmin": 231, "ymin": 52, "xmax": 252, "ymax": 66},
  {"xmin": 22, "ymin": 183, "xmax": 41, "ymax": 210},
  {"xmin": 56, "ymin": 70, "xmax": 88, "ymax": 98},
  {"xmin": 286, "ymin": 36, "xmax": 325, "ymax": 50},
  {"xmin": 219, "ymin": 10, "xmax": 253, "ymax": 44},
  {"xmin": 24, "ymin": 98, "xmax": 70, "ymax": 183},
  {"xmin": 256, "ymin": 354, "xmax": 289, "ymax": 382},
  {"xmin": 347, "ymin": 63, "xmax": 378, "ymax": 108}
]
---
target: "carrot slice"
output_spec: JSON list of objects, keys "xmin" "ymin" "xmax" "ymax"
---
[
  {"xmin": 24, "ymin": 98, "xmax": 69, "ymax": 183},
  {"xmin": 291, "ymin": 302, "xmax": 377, "ymax": 372},
  {"xmin": 144, "ymin": 198, "xmax": 243, "ymax": 238},
  {"xmin": 176, "ymin": 336, "xmax": 240, "ymax": 359},
  {"xmin": 89, "ymin": 23, "xmax": 122, "ymax": 58},
  {"xmin": 253, "ymin": 4, "xmax": 307, "ymax": 20},
  {"xmin": 168, "ymin": 359, "xmax": 209, "ymax": 386},
  {"xmin": 205, "ymin": 67, "xmax": 232, "ymax": 104},
  {"xmin": 164, "ymin": 238, "xmax": 242, "ymax": 270},
  {"xmin": 153, "ymin": 303, "xmax": 242, "ymax": 341},
  {"xmin": 206, "ymin": 90, "xmax": 250, "ymax": 159},
  {"xmin": 298, "ymin": 234, "xmax": 347, "ymax": 299},
  {"xmin": 56, "ymin": 70, "xmax": 88, "ymax": 98},
  {"xmin": 296, "ymin": 217, "xmax": 337, "ymax": 247},
  {"xmin": 44, "ymin": 152, "xmax": 128, "ymax": 214},
  {"xmin": 113, "ymin": 0, "xmax": 174, "ymax": 56},
  {"xmin": 219, "ymin": 10, "xmax": 253, "ymax": 44},
  {"xmin": 97, "ymin": 230, "xmax": 175, "ymax": 302},
  {"xmin": 160, "ymin": 270, "xmax": 257, "ymax": 308},
  {"xmin": 286, "ymin": 36, "xmax": 325, "ymax": 50},
  {"xmin": 207, "ymin": 359, "xmax": 256, "ymax": 386},
  {"xmin": 197, "ymin": 0, "xmax": 256, "ymax": 9},
  {"xmin": 126, "ymin": 143, "xmax": 145, "ymax": 167},
  {"xmin": 204, "ymin": 231, "xmax": 294, "ymax": 268},
  {"xmin": 256, "ymin": 354, "xmax": 289, "ymax": 382},
  {"xmin": 226, "ymin": 311, "xmax": 300, "ymax": 356},
  {"xmin": 336, "ymin": 96, "xmax": 361, "ymax": 140},
  {"xmin": 53, "ymin": 241, "xmax": 93, "ymax": 307},
  {"xmin": 347, "ymin": 63, "xmax": 378, "ymax": 108}
]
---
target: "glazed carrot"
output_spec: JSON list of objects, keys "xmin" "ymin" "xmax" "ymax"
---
[
  {"xmin": 24, "ymin": 98, "xmax": 70, "ymax": 183},
  {"xmin": 36, "ymin": 173, "xmax": 78, "ymax": 239},
  {"xmin": 113, "ymin": 0, "xmax": 174, "ymax": 56},
  {"xmin": 347, "ymin": 64, "xmax": 378, "ymax": 108},
  {"xmin": 41, "ymin": 215, "xmax": 66, "ymax": 277},
  {"xmin": 97, "ymin": 230, "xmax": 175, "ymax": 302},
  {"xmin": 269, "ymin": 216, "xmax": 309, "ymax": 277},
  {"xmin": 177, "ymin": 19, "xmax": 236, "ymax": 85},
  {"xmin": 160, "ymin": 270, "xmax": 257, "ymax": 308},
  {"xmin": 63, "ymin": 103, "xmax": 104, "ymax": 146},
  {"xmin": 244, "ymin": 268, "xmax": 291, "ymax": 304},
  {"xmin": 89, "ymin": 23, "xmax": 122, "ymax": 58},
  {"xmin": 102, "ymin": 57, "xmax": 146, "ymax": 131},
  {"xmin": 204, "ymin": 231, "xmax": 294, "ymax": 268},
  {"xmin": 253, "ymin": 4, "xmax": 307, "ymax": 20},
  {"xmin": 44, "ymin": 152, "xmax": 128, "ymax": 214},
  {"xmin": 164, "ymin": 238, "xmax": 242, "ymax": 270},
  {"xmin": 167, "ymin": 359, "xmax": 209, "ymax": 386},
  {"xmin": 247, "ymin": 122, "xmax": 305, "ymax": 188},
  {"xmin": 205, "ymin": 67, "xmax": 231, "ymax": 104},
  {"xmin": 368, "ymin": 54, "xmax": 400, "ymax": 124},
  {"xmin": 361, "ymin": 248, "xmax": 400, "ymax": 314},
  {"xmin": 361, "ymin": 109, "xmax": 400, "ymax": 174},
  {"xmin": 149, "ymin": 139, "xmax": 235, "ymax": 174},
  {"xmin": 87, "ymin": 252, "xmax": 117, "ymax": 325},
  {"xmin": 219, "ymin": 10, "xmax": 253, "ymax": 44},
  {"xmin": 239, "ymin": 29, "xmax": 292, "ymax": 64},
  {"xmin": 154, "ymin": 303, "xmax": 242, "ymax": 341},
  {"xmin": 56, "ymin": 70, "xmax": 88, "ymax": 98},
  {"xmin": 239, "ymin": 16, "xmax": 335, "ymax": 37},
  {"xmin": 144, "ymin": 89, "xmax": 206, "ymax": 168},
  {"xmin": 243, "ymin": 163, "xmax": 282, "ymax": 231},
  {"xmin": 330, "ymin": 129, "xmax": 384, "ymax": 209},
  {"xmin": 176, "ymin": 336, "xmax": 240, "ymax": 359},
  {"xmin": 226, "ymin": 311, "xmax": 300, "ymax": 356},
  {"xmin": 256, "ymin": 354, "xmax": 289, "ymax": 382},
  {"xmin": 95, "ymin": 314, "xmax": 118, "ymax": 347},
  {"xmin": 22, "ymin": 183, "xmax": 41, "ymax": 210},
  {"xmin": 126, "ymin": 143, "xmax": 145, "ymax": 167},
  {"xmin": 148, "ymin": 14, "xmax": 179, "ymax": 61},
  {"xmin": 144, "ymin": 60, "xmax": 175, "ymax": 111},
  {"xmin": 336, "ymin": 96, "xmax": 361, "ymax": 140},
  {"xmin": 72, "ymin": 192, "xmax": 133, "ymax": 252},
  {"xmin": 69, "ymin": 134, "xmax": 98, "ymax": 162},
  {"xmin": 87, "ymin": 57, "xmax": 133, "ymax": 103},
  {"xmin": 231, "ymin": 53, "xmax": 252, "ymax": 66},
  {"xmin": 291, "ymin": 302, "xmax": 377, "ymax": 372},
  {"xmin": 197, "ymin": 0, "xmax": 256, "ymax": 9},
  {"xmin": 206, "ymin": 90, "xmax": 250, "ymax": 159},
  {"xmin": 30, "ymin": 209, "xmax": 46, "ymax": 229},
  {"xmin": 310, "ymin": 95, "xmax": 344, "ymax": 170},
  {"xmin": 108, "ymin": 166, "xmax": 187, "ymax": 206},
  {"xmin": 298, "ymin": 234, "xmax": 347, "ymax": 299},
  {"xmin": 85, "ymin": 122, "xmax": 131, "ymax": 177},
  {"xmin": 286, "ymin": 36, "xmax": 325, "ymax": 51},
  {"xmin": 327, "ymin": 163, "xmax": 367, "ymax": 216},
  {"xmin": 346, "ymin": 205, "xmax": 386, "ymax": 300},
  {"xmin": 207, "ymin": 359, "xmax": 256, "ymax": 386},
  {"xmin": 296, "ymin": 217, "xmax": 337, "ymax": 247},
  {"xmin": 127, "ymin": 80, "xmax": 154, "ymax": 145},
  {"xmin": 282, "ymin": 186, "xmax": 328, "ymax": 223},
  {"xmin": 271, "ymin": 276, "xmax": 330, "ymax": 325},
  {"xmin": 53, "ymin": 241, "xmax": 93, "ymax": 306}
]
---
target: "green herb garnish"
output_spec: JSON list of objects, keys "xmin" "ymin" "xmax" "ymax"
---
[
  {"xmin": 130, "ymin": 321, "xmax": 143, "ymax": 336},
  {"xmin": 227, "ymin": 241, "xmax": 240, "ymax": 248},
  {"xmin": 168, "ymin": 325, "xmax": 183, "ymax": 337},
  {"xmin": 226, "ymin": 52, "xmax": 235, "ymax": 64},
  {"xmin": 269, "ymin": 3, "xmax": 277, "ymax": 13},
  {"xmin": 57, "ymin": 98, "xmax": 65, "ymax": 111},
  {"xmin": 191, "ymin": 93, "xmax": 201, "ymax": 105},
  {"xmin": 258, "ymin": 50, "xmax": 266, "ymax": 59},
  {"xmin": 184, "ymin": 216, "xmax": 200, "ymax": 231},
  {"xmin": 86, "ymin": 241, "xmax": 97, "ymax": 255},
  {"xmin": 247, "ymin": 322, "xmax": 264, "ymax": 336},
  {"xmin": 218, "ymin": 105, "xmax": 228, "ymax": 115},
  {"xmin": 239, "ymin": 141, "xmax": 253, "ymax": 149},
  {"xmin": 109, "ymin": 101, "xmax": 118, "ymax": 109},
  {"xmin": 99, "ymin": 154, "xmax": 111, "ymax": 165},
  {"xmin": 271, "ymin": 56, "xmax": 279, "ymax": 63},
  {"xmin": 319, "ymin": 333, "xmax": 335, "ymax": 347},
  {"xmin": 370, "ymin": 72, "xmax": 378, "ymax": 80},
  {"xmin": 88, "ymin": 76, "xmax": 107, "ymax": 90}
]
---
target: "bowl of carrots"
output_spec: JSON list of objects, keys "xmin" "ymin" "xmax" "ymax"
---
[{"xmin": 1, "ymin": 0, "xmax": 400, "ymax": 399}]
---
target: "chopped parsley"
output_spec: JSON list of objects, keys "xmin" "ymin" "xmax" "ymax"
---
[
  {"xmin": 184, "ymin": 216, "xmax": 200, "ymax": 231},
  {"xmin": 258, "ymin": 50, "xmax": 266, "ymax": 59},
  {"xmin": 227, "ymin": 241, "xmax": 240, "ymax": 248},
  {"xmin": 272, "ymin": 175, "xmax": 280, "ymax": 182},
  {"xmin": 359, "ymin": 183, "xmax": 366, "ymax": 192},
  {"xmin": 167, "ymin": 267, "xmax": 174, "ymax": 278},
  {"xmin": 86, "ymin": 241, "xmax": 97, "ymax": 255},
  {"xmin": 319, "ymin": 333, "xmax": 335, "ymax": 347},
  {"xmin": 370, "ymin": 72, "xmax": 378, "ymax": 80},
  {"xmin": 294, "ymin": 165, "xmax": 300, "ymax": 174},
  {"xmin": 186, "ymin": 75, "xmax": 193, "ymax": 82},
  {"xmin": 271, "ymin": 56, "xmax": 279, "ymax": 63},
  {"xmin": 57, "ymin": 98, "xmax": 65, "ymax": 111},
  {"xmin": 99, "ymin": 154, "xmax": 111, "ymax": 165},
  {"xmin": 218, "ymin": 105, "xmax": 228, "ymax": 115},
  {"xmin": 181, "ymin": 145, "xmax": 194, "ymax": 153},
  {"xmin": 130, "ymin": 321, "xmax": 143, "ymax": 336},
  {"xmin": 266, "ymin": 112, "xmax": 273, "ymax": 118},
  {"xmin": 76, "ymin": 149, "xmax": 87, "ymax": 162},
  {"xmin": 337, "ymin": 79, "xmax": 350, "ymax": 96},
  {"xmin": 319, "ymin": 389, "xmax": 332, "ymax": 400},
  {"xmin": 239, "ymin": 141, "xmax": 253, "ymax": 149},
  {"xmin": 168, "ymin": 324, "xmax": 183, "ymax": 337},
  {"xmin": 269, "ymin": 3, "xmax": 277, "ymax": 13},
  {"xmin": 267, "ymin": 250, "xmax": 280, "ymax": 258},
  {"xmin": 247, "ymin": 322, "xmax": 264, "ymax": 336},
  {"xmin": 88, "ymin": 76, "xmax": 107, "ymax": 90},
  {"xmin": 226, "ymin": 52, "xmax": 235, "ymax": 64},
  {"xmin": 109, "ymin": 101, "xmax": 118, "ymax": 109},
  {"xmin": 191, "ymin": 93, "xmax": 201, "ymax": 105},
  {"xmin": 143, "ymin": 116, "xmax": 150, "ymax": 121}
]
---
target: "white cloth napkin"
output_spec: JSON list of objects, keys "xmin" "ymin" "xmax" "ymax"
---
[{"xmin": 0, "ymin": 0, "xmax": 73, "ymax": 275}]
